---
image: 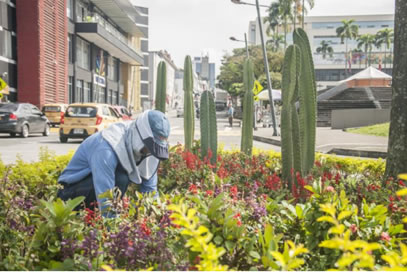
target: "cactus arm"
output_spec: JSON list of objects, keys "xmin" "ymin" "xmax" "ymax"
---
[
  {"xmin": 241, "ymin": 57, "xmax": 255, "ymax": 155},
  {"xmin": 200, "ymin": 91, "xmax": 218, "ymax": 165},
  {"xmin": 183, "ymin": 56, "xmax": 195, "ymax": 151}
]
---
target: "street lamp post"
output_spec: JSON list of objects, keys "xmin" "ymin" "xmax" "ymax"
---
[{"xmin": 231, "ymin": 0, "xmax": 279, "ymax": 136}]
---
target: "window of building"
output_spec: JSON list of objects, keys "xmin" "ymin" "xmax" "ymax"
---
[
  {"xmin": 76, "ymin": 80, "xmax": 84, "ymax": 102},
  {"xmin": 0, "ymin": 29, "xmax": 12, "ymax": 59},
  {"xmin": 76, "ymin": 37, "xmax": 90, "ymax": 70},
  {"xmin": 68, "ymin": 34, "xmax": 73, "ymax": 63},
  {"xmin": 108, "ymin": 89, "xmax": 113, "ymax": 104},
  {"xmin": 68, "ymin": 77, "xmax": 73, "ymax": 104},
  {"xmin": 84, "ymin": 82, "xmax": 91, "ymax": 102},
  {"xmin": 76, "ymin": 0, "xmax": 88, "ymax": 22},
  {"xmin": 108, "ymin": 57, "xmax": 117, "ymax": 81},
  {"xmin": 67, "ymin": 0, "xmax": 73, "ymax": 19},
  {"xmin": 112, "ymin": 90, "xmax": 118, "ymax": 105}
]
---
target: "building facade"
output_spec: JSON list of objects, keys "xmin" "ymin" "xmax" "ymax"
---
[
  {"xmin": 2, "ymin": 0, "xmax": 144, "ymax": 110},
  {"xmin": 248, "ymin": 14, "xmax": 394, "ymax": 87},
  {"xmin": 134, "ymin": 5, "xmax": 150, "ymax": 111},
  {"xmin": 0, "ymin": 0, "xmax": 17, "ymax": 102},
  {"xmin": 192, "ymin": 56, "xmax": 215, "ymax": 90}
]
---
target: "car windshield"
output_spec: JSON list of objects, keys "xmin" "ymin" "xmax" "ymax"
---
[
  {"xmin": 43, "ymin": 106, "xmax": 61, "ymax": 112},
  {"xmin": 0, "ymin": 103, "xmax": 19, "ymax": 112},
  {"xmin": 66, "ymin": 106, "xmax": 97, "ymax": 117}
]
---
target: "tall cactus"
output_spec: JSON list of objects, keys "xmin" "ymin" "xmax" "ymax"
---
[
  {"xmin": 280, "ymin": 28, "xmax": 317, "ymax": 186},
  {"xmin": 281, "ymin": 45, "xmax": 302, "ymax": 188},
  {"xmin": 200, "ymin": 90, "xmax": 217, "ymax": 165},
  {"xmin": 241, "ymin": 57, "xmax": 254, "ymax": 155},
  {"xmin": 155, "ymin": 61, "xmax": 167, "ymax": 113},
  {"xmin": 293, "ymin": 28, "xmax": 317, "ymax": 174},
  {"xmin": 183, "ymin": 56, "xmax": 195, "ymax": 151}
]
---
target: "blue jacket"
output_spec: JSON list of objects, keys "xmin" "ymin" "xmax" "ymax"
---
[{"xmin": 58, "ymin": 133, "xmax": 123, "ymax": 208}]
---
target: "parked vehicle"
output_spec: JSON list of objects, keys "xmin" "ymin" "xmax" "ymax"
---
[
  {"xmin": 59, "ymin": 103, "xmax": 122, "ymax": 143},
  {"xmin": 42, "ymin": 103, "xmax": 68, "ymax": 127},
  {"xmin": 112, "ymin": 105, "xmax": 132, "ymax": 121},
  {"xmin": 0, "ymin": 103, "xmax": 50, "ymax": 138}
]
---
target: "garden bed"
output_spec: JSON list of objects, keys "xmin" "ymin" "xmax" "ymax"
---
[{"xmin": 0, "ymin": 146, "xmax": 406, "ymax": 271}]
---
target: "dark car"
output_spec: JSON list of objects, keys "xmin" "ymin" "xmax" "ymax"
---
[{"xmin": 0, "ymin": 103, "xmax": 50, "ymax": 137}]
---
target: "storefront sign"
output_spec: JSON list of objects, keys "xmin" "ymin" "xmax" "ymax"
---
[{"xmin": 94, "ymin": 74, "xmax": 106, "ymax": 87}]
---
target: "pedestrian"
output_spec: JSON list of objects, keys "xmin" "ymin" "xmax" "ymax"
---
[
  {"xmin": 57, "ymin": 110, "xmax": 170, "ymax": 216},
  {"xmin": 228, "ymin": 103, "xmax": 234, "ymax": 127}
]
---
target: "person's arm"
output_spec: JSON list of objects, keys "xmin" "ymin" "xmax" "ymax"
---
[{"xmin": 90, "ymin": 148, "xmax": 119, "ymax": 215}]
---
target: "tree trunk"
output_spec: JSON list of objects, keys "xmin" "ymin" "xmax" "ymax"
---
[
  {"xmin": 385, "ymin": 0, "xmax": 407, "ymax": 179},
  {"xmin": 345, "ymin": 39, "xmax": 348, "ymax": 78}
]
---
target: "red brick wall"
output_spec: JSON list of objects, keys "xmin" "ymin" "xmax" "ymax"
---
[{"xmin": 16, "ymin": 0, "xmax": 68, "ymax": 108}]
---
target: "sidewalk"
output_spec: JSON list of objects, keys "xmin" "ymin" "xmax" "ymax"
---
[{"xmin": 253, "ymin": 126, "xmax": 388, "ymax": 158}]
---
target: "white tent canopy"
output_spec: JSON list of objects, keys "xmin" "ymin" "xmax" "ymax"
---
[
  {"xmin": 339, "ymin": 66, "xmax": 392, "ymax": 84},
  {"xmin": 258, "ymin": 89, "xmax": 282, "ymax": 101}
]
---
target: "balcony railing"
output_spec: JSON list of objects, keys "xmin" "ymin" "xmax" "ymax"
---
[{"xmin": 79, "ymin": 14, "xmax": 142, "ymax": 56}]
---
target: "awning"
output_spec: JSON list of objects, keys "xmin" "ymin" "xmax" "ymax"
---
[{"xmin": 76, "ymin": 22, "xmax": 144, "ymax": 65}]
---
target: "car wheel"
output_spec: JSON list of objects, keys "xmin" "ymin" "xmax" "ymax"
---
[
  {"xmin": 60, "ymin": 136, "xmax": 68, "ymax": 143},
  {"xmin": 21, "ymin": 125, "xmax": 29, "ymax": 138},
  {"xmin": 9, "ymin": 132, "xmax": 16, "ymax": 137},
  {"xmin": 43, "ymin": 123, "xmax": 50, "ymax": 136}
]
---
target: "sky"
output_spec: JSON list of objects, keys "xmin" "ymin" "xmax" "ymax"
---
[{"xmin": 131, "ymin": 0, "xmax": 395, "ymax": 76}]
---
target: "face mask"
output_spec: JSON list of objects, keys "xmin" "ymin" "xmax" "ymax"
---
[{"xmin": 137, "ymin": 155, "xmax": 160, "ymax": 180}]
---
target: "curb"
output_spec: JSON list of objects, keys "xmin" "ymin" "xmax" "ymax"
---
[
  {"xmin": 327, "ymin": 148, "xmax": 387, "ymax": 159},
  {"xmin": 253, "ymin": 135, "xmax": 387, "ymax": 159},
  {"xmin": 253, "ymin": 135, "xmax": 281, "ymax": 146}
]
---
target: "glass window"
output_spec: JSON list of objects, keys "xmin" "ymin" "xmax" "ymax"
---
[
  {"xmin": 76, "ymin": 1, "xmax": 88, "ymax": 22},
  {"xmin": 68, "ymin": 76, "xmax": 73, "ymax": 103},
  {"xmin": 102, "ymin": 106, "xmax": 110, "ymax": 116},
  {"xmin": 76, "ymin": 79, "xmax": 84, "ymax": 102},
  {"xmin": 108, "ymin": 57, "xmax": 118, "ymax": 81},
  {"xmin": 85, "ymin": 82, "xmax": 91, "ymax": 102},
  {"xmin": 76, "ymin": 37, "xmax": 90, "ymax": 70},
  {"xmin": 108, "ymin": 89, "xmax": 113, "ymax": 104},
  {"xmin": 66, "ymin": 106, "xmax": 97, "ymax": 117},
  {"xmin": 112, "ymin": 91, "xmax": 118, "ymax": 105},
  {"xmin": 68, "ymin": 35, "xmax": 73, "ymax": 63},
  {"xmin": 109, "ymin": 107, "xmax": 118, "ymax": 117},
  {"xmin": 0, "ymin": 30, "xmax": 12, "ymax": 59},
  {"xmin": 67, "ymin": 0, "xmax": 73, "ymax": 19}
]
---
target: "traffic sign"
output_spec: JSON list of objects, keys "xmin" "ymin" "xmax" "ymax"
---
[{"xmin": 252, "ymin": 80, "xmax": 264, "ymax": 96}]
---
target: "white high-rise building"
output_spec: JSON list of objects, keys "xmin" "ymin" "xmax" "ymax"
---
[{"xmin": 248, "ymin": 14, "xmax": 394, "ymax": 88}]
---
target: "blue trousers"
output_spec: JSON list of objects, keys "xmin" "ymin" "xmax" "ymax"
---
[{"xmin": 57, "ymin": 163, "xmax": 157, "ymax": 210}]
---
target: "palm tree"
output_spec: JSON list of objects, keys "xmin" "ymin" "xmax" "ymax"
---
[
  {"xmin": 266, "ymin": 33, "xmax": 285, "ymax": 52},
  {"xmin": 278, "ymin": 0, "xmax": 295, "ymax": 50},
  {"xmin": 316, "ymin": 40, "xmax": 334, "ymax": 59},
  {"xmin": 376, "ymin": 28, "xmax": 394, "ymax": 68},
  {"xmin": 264, "ymin": 2, "xmax": 282, "ymax": 37},
  {"xmin": 301, "ymin": 0, "xmax": 315, "ymax": 29},
  {"xmin": 336, "ymin": 19, "xmax": 359, "ymax": 76},
  {"xmin": 357, "ymin": 34, "xmax": 376, "ymax": 68}
]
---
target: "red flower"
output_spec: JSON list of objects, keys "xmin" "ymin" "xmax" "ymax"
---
[
  {"xmin": 230, "ymin": 186, "xmax": 238, "ymax": 199},
  {"xmin": 315, "ymin": 160, "xmax": 322, "ymax": 168},
  {"xmin": 265, "ymin": 173, "xmax": 281, "ymax": 190},
  {"xmin": 217, "ymin": 166, "xmax": 229, "ymax": 179},
  {"xmin": 236, "ymin": 219, "xmax": 242, "ymax": 226},
  {"xmin": 189, "ymin": 184, "xmax": 198, "ymax": 194},
  {"xmin": 335, "ymin": 173, "xmax": 341, "ymax": 184},
  {"xmin": 380, "ymin": 232, "xmax": 391, "ymax": 242},
  {"xmin": 233, "ymin": 213, "xmax": 241, "ymax": 219},
  {"xmin": 205, "ymin": 190, "xmax": 214, "ymax": 197},
  {"xmin": 141, "ymin": 219, "xmax": 152, "ymax": 236},
  {"xmin": 399, "ymin": 180, "xmax": 406, "ymax": 187}
]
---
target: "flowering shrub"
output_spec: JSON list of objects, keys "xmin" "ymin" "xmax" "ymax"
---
[{"xmin": 0, "ymin": 146, "xmax": 405, "ymax": 271}]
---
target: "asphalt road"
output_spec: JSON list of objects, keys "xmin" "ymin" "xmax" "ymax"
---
[{"xmin": 0, "ymin": 111, "xmax": 279, "ymax": 164}]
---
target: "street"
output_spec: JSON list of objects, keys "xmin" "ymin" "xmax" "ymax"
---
[{"xmin": 0, "ymin": 111, "xmax": 279, "ymax": 165}]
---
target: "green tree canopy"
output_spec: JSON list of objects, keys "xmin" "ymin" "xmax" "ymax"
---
[{"xmin": 217, "ymin": 46, "xmax": 284, "ymax": 97}]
